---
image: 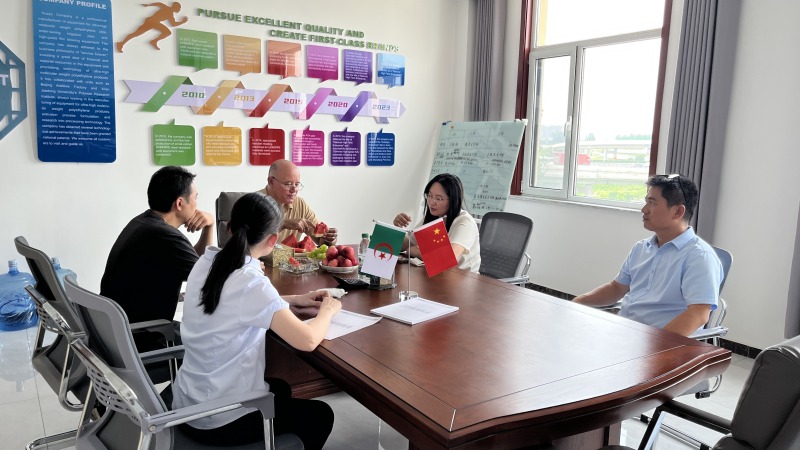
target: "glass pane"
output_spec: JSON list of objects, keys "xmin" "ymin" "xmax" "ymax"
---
[
  {"xmin": 536, "ymin": 0, "xmax": 665, "ymax": 46},
  {"xmin": 572, "ymin": 39, "xmax": 660, "ymax": 203},
  {"xmin": 530, "ymin": 55, "xmax": 570, "ymax": 190}
]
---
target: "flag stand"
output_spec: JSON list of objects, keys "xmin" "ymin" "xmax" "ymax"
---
[{"xmin": 399, "ymin": 230, "xmax": 418, "ymax": 301}]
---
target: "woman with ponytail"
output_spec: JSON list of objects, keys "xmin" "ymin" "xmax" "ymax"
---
[{"xmin": 172, "ymin": 192, "xmax": 340, "ymax": 449}]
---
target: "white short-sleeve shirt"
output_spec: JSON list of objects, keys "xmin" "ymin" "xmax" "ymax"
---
[
  {"xmin": 411, "ymin": 210, "xmax": 481, "ymax": 273},
  {"xmin": 172, "ymin": 247, "xmax": 289, "ymax": 429}
]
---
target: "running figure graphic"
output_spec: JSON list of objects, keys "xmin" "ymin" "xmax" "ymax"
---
[{"xmin": 116, "ymin": 2, "xmax": 188, "ymax": 52}]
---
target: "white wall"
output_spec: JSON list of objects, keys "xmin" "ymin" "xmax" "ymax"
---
[
  {"xmin": 0, "ymin": 0, "xmax": 464, "ymax": 293},
  {"xmin": 710, "ymin": 0, "xmax": 800, "ymax": 349},
  {"xmin": 4, "ymin": 0, "xmax": 798, "ymax": 350},
  {"xmin": 498, "ymin": 0, "xmax": 799, "ymax": 349}
]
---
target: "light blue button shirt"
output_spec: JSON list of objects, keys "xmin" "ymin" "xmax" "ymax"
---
[{"xmin": 616, "ymin": 227, "xmax": 723, "ymax": 329}]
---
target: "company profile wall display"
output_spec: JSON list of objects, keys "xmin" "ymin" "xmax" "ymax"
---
[{"xmin": 32, "ymin": 0, "xmax": 116, "ymax": 162}]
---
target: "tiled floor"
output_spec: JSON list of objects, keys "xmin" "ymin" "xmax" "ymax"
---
[{"xmin": 0, "ymin": 325, "xmax": 753, "ymax": 449}]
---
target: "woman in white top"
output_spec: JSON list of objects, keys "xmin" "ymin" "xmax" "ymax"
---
[
  {"xmin": 172, "ymin": 192, "xmax": 341, "ymax": 449},
  {"xmin": 394, "ymin": 173, "xmax": 481, "ymax": 273}
]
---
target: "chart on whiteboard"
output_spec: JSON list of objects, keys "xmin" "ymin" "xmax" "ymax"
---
[{"xmin": 430, "ymin": 121, "xmax": 525, "ymax": 215}]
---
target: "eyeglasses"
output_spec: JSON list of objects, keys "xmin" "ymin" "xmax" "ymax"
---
[
  {"xmin": 425, "ymin": 193, "xmax": 448, "ymax": 203},
  {"xmin": 664, "ymin": 174, "xmax": 686, "ymax": 202},
  {"xmin": 270, "ymin": 176, "xmax": 303, "ymax": 192}
]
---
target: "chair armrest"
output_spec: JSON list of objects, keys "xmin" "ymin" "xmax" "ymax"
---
[
  {"xmin": 659, "ymin": 400, "xmax": 732, "ymax": 435},
  {"xmin": 521, "ymin": 253, "xmax": 531, "ymax": 275},
  {"xmin": 130, "ymin": 319, "xmax": 176, "ymax": 342},
  {"xmin": 497, "ymin": 275, "xmax": 529, "ymax": 285},
  {"xmin": 689, "ymin": 326, "xmax": 729, "ymax": 341},
  {"xmin": 139, "ymin": 345, "xmax": 185, "ymax": 364},
  {"xmin": 144, "ymin": 390, "xmax": 275, "ymax": 433},
  {"xmin": 596, "ymin": 301, "xmax": 623, "ymax": 311}
]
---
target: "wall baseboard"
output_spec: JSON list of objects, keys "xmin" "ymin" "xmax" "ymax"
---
[
  {"xmin": 718, "ymin": 339, "xmax": 760, "ymax": 359},
  {"xmin": 527, "ymin": 283, "xmax": 760, "ymax": 359}
]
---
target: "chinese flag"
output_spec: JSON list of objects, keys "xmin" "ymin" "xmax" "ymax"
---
[{"xmin": 413, "ymin": 218, "xmax": 457, "ymax": 277}]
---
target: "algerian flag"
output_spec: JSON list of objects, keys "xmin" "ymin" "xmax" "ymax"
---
[{"xmin": 361, "ymin": 221, "xmax": 406, "ymax": 279}]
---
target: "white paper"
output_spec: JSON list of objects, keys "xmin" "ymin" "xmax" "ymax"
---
[
  {"xmin": 307, "ymin": 310, "xmax": 382, "ymax": 340},
  {"xmin": 321, "ymin": 288, "xmax": 347, "ymax": 298},
  {"xmin": 370, "ymin": 297, "xmax": 459, "ymax": 325}
]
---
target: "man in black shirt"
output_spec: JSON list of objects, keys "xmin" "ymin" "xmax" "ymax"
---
[{"xmin": 101, "ymin": 166, "xmax": 214, "ymax": 350}]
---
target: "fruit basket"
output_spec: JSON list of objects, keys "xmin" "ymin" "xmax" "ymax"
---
[{"xmin": 278, "ymin": 257, "xmax": 319, "ymax": 275}]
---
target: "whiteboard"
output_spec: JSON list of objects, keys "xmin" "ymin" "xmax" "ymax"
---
[{"xmin": 429, "ymin": 121, "xmax": 526, "ymax": 216}]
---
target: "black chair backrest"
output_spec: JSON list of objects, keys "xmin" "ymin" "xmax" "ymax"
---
[
  {"xmin": 478, "ymin": 212, "xmax": 533, "ymax": 279},
  {"xmin": 724, "ymin": 335, "xmax": 800, "ymax": 449},
  {"xmin": 216, "ymin": 191, "xmax": 249, "ymax": 247}
]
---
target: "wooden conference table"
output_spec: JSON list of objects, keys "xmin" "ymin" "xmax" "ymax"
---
[{"xmin": 264, "ymin": 264, "xmax": 731, "ymax": 449}]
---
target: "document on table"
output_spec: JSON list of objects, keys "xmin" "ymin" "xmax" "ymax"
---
[
  {"xmin": 370, "ymin": 297, "xmax": 459, "ymax": 325},
  {"xmin": 307, "ymin": 310, "xmax": 382, "ymax": 340}
]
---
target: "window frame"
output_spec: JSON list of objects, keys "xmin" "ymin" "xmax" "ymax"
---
[
  {"xmin": 522, "ymin": 29, "xmax": 662, "ymax": 206},
  {"xmin": 512, "ymin": 0, "xmax": 673, "ymax": 207}
]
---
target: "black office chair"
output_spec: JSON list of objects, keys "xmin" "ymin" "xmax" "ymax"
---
[
  {"xmin": 478, "ymin": 212, "xmax": 533, "ymax": 285},
  {"xmin": 63, "ymin": 275, "xmax": 303, "ymax": 450},
  {"xmin": 216, "ymin": 191, "xmax": 250, "ymax": 247},
  {"xmin": 604, "ymin": 334, "xmax": 800, "ymax": 450}
]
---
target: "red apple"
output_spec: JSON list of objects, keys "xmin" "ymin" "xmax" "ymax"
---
[
  {"xmin": 342, "ymin": 246, "xmax": 355, "ymax": 259},
  {"xmin": 348, "ymin": 255, "xmax": 358, "ymax": 265},
  {"xmin": 342, "ymin": 259, "xmax": 353, "ymax": 267},
  {"xmin": 328, "ymin": 259, "xmax": 339, "ymax": 267},
  {"xmin": 326, "ymin": 246, "xmax": 338, "ymax": 259},
  {"xmin": 336, "ymin": 245, "xmax": 345, "ymax": 252}
]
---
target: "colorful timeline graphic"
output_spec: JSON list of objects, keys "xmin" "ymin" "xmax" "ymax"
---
[
  {"xmin": 138, "ymin": 28, "xmax": 405, "ymax": 167},
  {"xmin": 153, "ymin": 122, "xmax": 394, "ymax": 168},
  {"xmin": 124, "ymin": 77, "xmax": 405, "ymax": 123}
]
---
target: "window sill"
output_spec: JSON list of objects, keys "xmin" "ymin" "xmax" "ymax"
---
[{"xmin": 508, "ymin": 194, "xmax": 643, "ymax": 214}]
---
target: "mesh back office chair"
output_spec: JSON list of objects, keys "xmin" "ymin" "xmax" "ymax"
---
[
  {"xmin": 604, "ymin": 334, "xmax": 800, "ymax": 450},
  {"xmin": 604, "ymin": 246, "xmax": 733, "ymax": 447},
  {"xmin": 478, "ymin": 212, "xmax": 533, "ymax": 286},
  {"xmin": 216, "ymin": 192, "xmax": 250, "ymax": 247},
  {"xmin": 63, "ymin": 275, "xmax": 303, "ymax": 450},
  {"xmin": 14, "ymin": 236, "xmax": 178, "ymax": 449},
  {"xmin": 24, "ymin": 284, "xmax": 88, "ymax": 450},
  {"xmin": 15, "ymin": 236, "xmax": 94, "ymax": 449}
]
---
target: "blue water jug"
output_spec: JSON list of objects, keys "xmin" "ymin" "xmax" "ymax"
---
[
  {"xmin": 51, "ymin": 257, "xmax": 77, "ymax": 290},
  {"xmin": 0, "ymin": 260, "xmax": 38, "ymax": 331}
]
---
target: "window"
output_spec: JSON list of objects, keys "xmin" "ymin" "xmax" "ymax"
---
[{"xmin": 521, "ymin": 0, "xmax": 667, "ymax": 206}]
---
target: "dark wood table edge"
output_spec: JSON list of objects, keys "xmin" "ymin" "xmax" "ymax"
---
[{"xmin": 290, "ymin": 339, "xmax": 730, "ymax": 449}]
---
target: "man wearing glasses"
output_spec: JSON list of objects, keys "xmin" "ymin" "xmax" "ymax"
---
[
  {"xmin": 259, "ymin": 159, "xmax": 338, "ymax": 245},
  {"xmin": 573, "ymin": 174, "xmax": 723, "ymax": 336}
]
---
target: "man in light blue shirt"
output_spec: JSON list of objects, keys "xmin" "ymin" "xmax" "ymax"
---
[{"xmin": 573, "ymin": 174, "xmax": 723, "ymax": 336}]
